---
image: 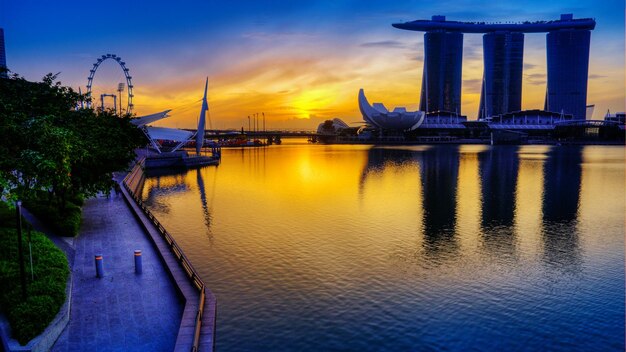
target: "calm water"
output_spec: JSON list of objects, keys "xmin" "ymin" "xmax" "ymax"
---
[{"xmin": 139, "ymin": 141, "xmax": 625, "ymax": 351}]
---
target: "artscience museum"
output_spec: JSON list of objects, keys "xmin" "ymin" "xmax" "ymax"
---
[{"xmin": 358, "ymin": 89, "xmax": 425, "ymax": 131}]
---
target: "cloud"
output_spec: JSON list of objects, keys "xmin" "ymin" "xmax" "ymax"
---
[
  {"xmin": 524, "ymin": 72, "xmax": 546, "ymax": 85},
  {"xmin": 360, "ymin": 40, "xmax": 406, "ymax": 49},
  {"xmin": 588, "ymin": 74, "xmax": 607, "ymax": 79},
  {"xmin": 409, "ymin": 53, "xmax": 424, "ymax": 62},
  {"xmin": 523, "ymin": 63, "xmax": 538, "ymax": 70},
  {"xmin": 462, "ymin": 37, "xmax": 484, "ymax": 66},
  {"xmin": 241, "ymin": 31, "xmax": 318, "ymax": 41},
  {"xmin": 463, "ymin": 78, "xmax": 483, "ymax": 92}
]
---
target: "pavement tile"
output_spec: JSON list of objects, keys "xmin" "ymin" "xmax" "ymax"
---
[{"xmin": 50, "ymin": 193, "xmax": 183, "ymax": 352}]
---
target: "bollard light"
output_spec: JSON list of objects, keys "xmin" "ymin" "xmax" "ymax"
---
[
  {"xmin": 134, "ymin": 250, "xmax": 143, "ymax": 274},
  {"xmin": 95, "ymin": 254, "xmax": 104, "ymax": 278}
]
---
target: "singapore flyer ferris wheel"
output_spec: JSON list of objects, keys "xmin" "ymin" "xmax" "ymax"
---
[{"xmin": 86, "ymin": 53, "xmax": 134, "ymax": 114}]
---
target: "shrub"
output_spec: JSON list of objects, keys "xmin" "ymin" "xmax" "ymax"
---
[
  {"xmin": 0, "ymin": 226, "xmax": 69, "ymax": 345},
  {"xmin": 8, "ymin": 295, "xmax": 57, "ymax": 344}
]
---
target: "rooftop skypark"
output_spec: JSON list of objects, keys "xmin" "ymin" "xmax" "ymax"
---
[{"xmin": 392, "ymin": 14, "xmax": 596, "ymax": 33}]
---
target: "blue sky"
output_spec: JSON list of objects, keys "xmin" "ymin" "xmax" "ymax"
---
[{"xmin": 2, "ymin": 0, "xmax": 624, "ymax": 129}]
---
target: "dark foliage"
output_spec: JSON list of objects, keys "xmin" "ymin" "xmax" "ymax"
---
[{"xmin": 0, "ymin": 203, "xmax": 69, "ymax": 344}]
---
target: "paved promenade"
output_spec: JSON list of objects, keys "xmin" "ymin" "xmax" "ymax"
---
[{"xmin": 50, "ymin": 191, "xmax": 183, "ymax": 352}]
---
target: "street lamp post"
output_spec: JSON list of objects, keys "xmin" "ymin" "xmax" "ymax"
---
[{"xmin": 16, "ymin": 200, "xmax": 27, "ymax": 300}]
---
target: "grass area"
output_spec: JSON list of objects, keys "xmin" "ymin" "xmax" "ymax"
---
[{"xmin": 0, "ymin": 203, "xmax": 69, "ymax": 345}]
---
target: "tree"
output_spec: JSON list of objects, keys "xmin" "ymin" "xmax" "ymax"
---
[{"xmin": 0, "ymin": 73, "xmax": 146, "ymax": 210}]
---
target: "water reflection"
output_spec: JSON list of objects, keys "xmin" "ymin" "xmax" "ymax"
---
[
  {"xmin": 543, "ymin": 146, "xmax": 583, "ymax": 221},
  {"xmin": 418, "ymin": 146, "xmax": 459, "ymax": 256},
  {"xmin": 196, "ymin": 168, "xmax": 215, "ymax": 233},
  {"xmin": 137, "ymin": 143, "xmax": 624, "ymax": 352},
  {"xmin": 479, "ymin": 146, "xmax": 519, "ymax": 226},
  {"xmin": 478, "ymin": 146, "xmax": 519, "ymax": 256},
  {"xmin": 542, "ymin": 146, "xmax": 583, "ymax": 272},
  {"xmin": 142, "ymin": 171, "xmax": 190, "ymax": 214},
  {"xmin": 359, "ymin": 147, "xmax": 418, "ymax": 190}
]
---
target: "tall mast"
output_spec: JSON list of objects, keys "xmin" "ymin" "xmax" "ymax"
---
[{"xmin": 195, "ymin": 77, "xmax": 208, "ymax": 155}]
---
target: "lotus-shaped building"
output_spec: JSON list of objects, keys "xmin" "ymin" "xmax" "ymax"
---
[{"xmin": 358, "ymin": 89, "xmax": 425, "ymax": 131}]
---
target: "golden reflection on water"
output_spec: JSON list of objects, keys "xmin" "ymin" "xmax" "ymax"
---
[
  {"xmin": 455, "ymin": 146, "xmax": 484, "ymax": 255},
  {"xmin": 515, "ymin": 145, "xmax": 547, "ymax": 261},
  {"xmin": 140, "ymin": 142, "xmax": 625, "ymax": 286},
  {"xmin": 578, "ymin": 146, "xmax": 626, "ymax": 256},
  {"xmin": 139, "ymin": 142, "xmax": 625, "ymax": 351}
]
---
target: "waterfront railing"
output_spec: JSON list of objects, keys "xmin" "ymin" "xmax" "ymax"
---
[{"xmin": 123, "ymin": 159, "xmax": 208, "ymax": 352}]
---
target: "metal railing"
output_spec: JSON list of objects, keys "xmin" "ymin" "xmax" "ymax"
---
[{"xmin": 123, "ymin": 160, "xmax": 206, "ymax": 352}]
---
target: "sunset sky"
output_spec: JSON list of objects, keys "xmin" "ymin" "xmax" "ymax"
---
[{"xmin": 2, "ymin": 0, "xmax": 624, "ymax": 130}]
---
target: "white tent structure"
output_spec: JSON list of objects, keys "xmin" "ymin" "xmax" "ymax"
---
[
  {"xmin": 132, "ymin": 78, "xmax": 209, "ymax": 154},
  {"xmin": 131, "ymin": 109, "xmax": 191, "ymax": 153}
]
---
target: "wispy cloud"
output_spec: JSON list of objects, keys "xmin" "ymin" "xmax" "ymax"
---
[
  {"xmin": 524, "ymin": 73, "xmax": 546, "ymax": 85},
  {"xmin": 523, "ymin": 63, "xmax": 538, "ymax": 70},
  {"xmin": 463, "ymin": 78, "xmax": 483, "ymax": 92},
  {"xmin": 407, "ymin": 53, "xmax": 424, "ymax": 62},
  {"xmin": 360, "ymin": 40, "xmax": 406, "ymax": 48},
  {"xmin": 588, "ymin": 74, "xmax": 607, "ymax": 79},
  {"xmin": 241, "ymin": 31, "xmax": 319, "ymax": 41}
]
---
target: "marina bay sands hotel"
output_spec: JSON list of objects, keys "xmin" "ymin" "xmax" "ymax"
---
[{"xmin": 393, "ymin": 14, "xmax": 596, "ymax": 120}]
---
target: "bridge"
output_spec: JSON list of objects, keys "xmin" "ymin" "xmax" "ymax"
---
[{"xmin": 183, "ymin": 129, "xmax": 318, "ymax": 139}]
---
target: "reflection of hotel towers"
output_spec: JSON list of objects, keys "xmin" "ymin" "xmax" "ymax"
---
[
  {"xmin": 393, "ymin": 14, "xmax": 595, "ymax": 120},
  {"xmin": 418, "ymin": 146, "xmax": 459, "ymax": 252},
  {"xmin": 542, "ymin": 147, "xmax": 583, "ymax": 222},
  {"xmin": 541, "ymin": 147, "xmax": 583, "ymax": 270},
  {"xmin": 479, "ymin": 146, "xmax": 519, "ymax": 226},
  {"xmin": 359, "ymin": 146, "xmax": 460, "ymax": 254},
  {"xmin": 478, "ymin": 147, "xmax": 519, "ymax": 255},
  {"xmin": 359, "ymin": 147, "xmax": 416, "ymax": 185},
  {"xmin": 0, "ymin": 28, "xmax": 7, "ymax": 78}
]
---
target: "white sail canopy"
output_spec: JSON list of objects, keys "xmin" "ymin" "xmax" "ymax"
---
[
  {"xmin": 131, "ymin": 110, "xmax": 172, "ymax": 127},
  {"xmin": 145, "ymin": 126, "xmax": 194, "ymax": 142},
  {"xmin": 132, "ymin": 80, "xmax": 209, "ymax": 154}
]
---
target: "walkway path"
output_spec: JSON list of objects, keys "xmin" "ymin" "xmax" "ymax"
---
[{"xmin": 50, "ymin": 191, "xmax": 183, "ymax": 351}]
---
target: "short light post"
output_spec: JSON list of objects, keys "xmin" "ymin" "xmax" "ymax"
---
[
  {"xmin": 16, "ymin": 200, "xmax": 27, "ymax": 300},
  {"xmin": 95, "ymin": 254, "xmax": 104, "ymax": 278},
  {"xmin": 134, "ymin": 250, "xmax": 143, "ymax": 274}
]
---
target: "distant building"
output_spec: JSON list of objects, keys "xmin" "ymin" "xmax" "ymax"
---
[
  {"xmin": 0, "ymin": 28, "xmax": 7, "ymax": 78},
  {"xmin": 317, "ymin": 118, "xmax": 349, "ymax": 135},
  {"xmin": 604, "ymin": 111, "xmax": 625, "ymax": 124},
  {"xmin": 486, "ymin": 109, "xmax": 573, "ymax": 126},
  {"xmin": 358, "ymin": 89, "xmax": 425, "ymax": 131}
]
